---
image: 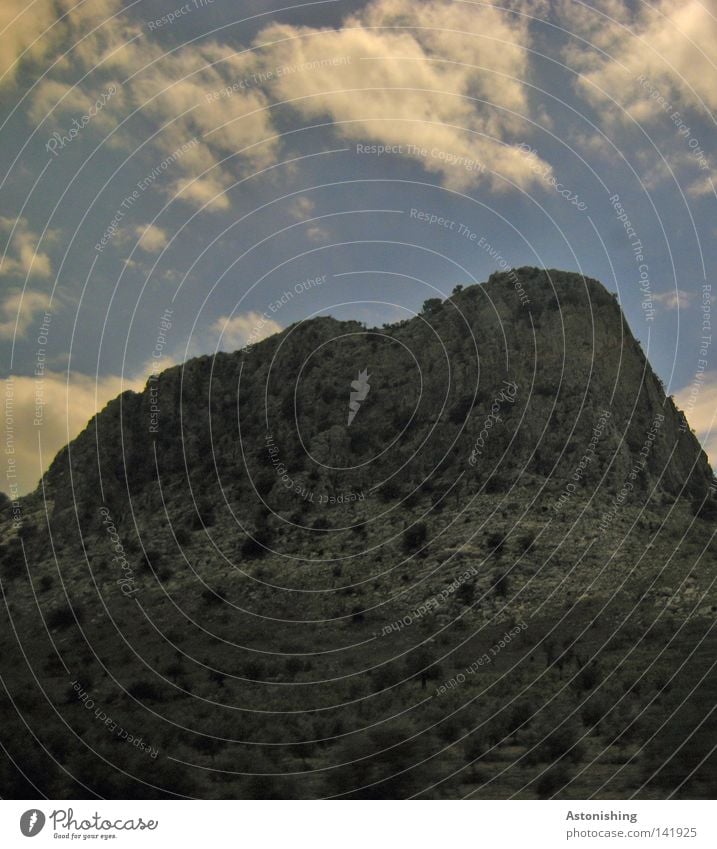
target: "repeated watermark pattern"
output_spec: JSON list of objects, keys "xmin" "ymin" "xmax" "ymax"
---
[
  {"xmin": 679, "ymin": 281, "xmax": 712, "ymax": 432},
  {"xmin": 608, "ymin": 193, "xmax": 654, "ymax": 321},
  {"xmin": 468, "ymin": 381, "xmax": 518, "ymax": 465},
  {"xmin": 637, "ymin": 75, "xmax": 710, "ymax": 172},
  {"xmin": 377, "ymin": 563, "xmax": 479, "ymax": 637},
  {"xmin": 72, "ymin": 681, "xmax": 158, "ymax": 758},
  {"xmin": 148, "ymin": 308, "xmax": 173, "ymax": 434},
  {"xmin": 517, "ymin": 143, "xmax": 588, "ymax": 211},
  {"xmin": 435, "ymin": 622, "xmax": 528, "ymax": 695},
  {"xmin": 95, "ymin": 138, "xmax": 199, "ymax": 252},
  {"xmin": 146, "ymin": 0, "xmax": 214, "ymax": 31},
  {"xmin": 242, "ymin": 275, "xmax": 326, "ymax": 353},
  {"xmin": 205, "ymin": 56, "xmax": 352, "ymax": 102},
  {"xmin": 99, "ymin": 507, "xmax": 138, "ymax": 597},
  {"xmin": 553, "ymin": 409, "xmax": 611, "ymax": 512},
  {"xmin": 264, "ymin": 432, "xmax": 365, "ymax": 505},
  {"xmin": 45, "ymin": 85, "xmax": 118, "ymax": 158},
  {"xmin": 32, "ymin": 311, "xmax": 52, "ymax": 428},
  {"xmin": 4, "ymin": 376, "xmax": 22, "ymax": 529},
  {"xmin": 597, "ymin": 414, "xmax": 665, "ymax": 532},
  {"xmin": 409, "ymin": 208, "xmax": 530, "ymax": 305}
]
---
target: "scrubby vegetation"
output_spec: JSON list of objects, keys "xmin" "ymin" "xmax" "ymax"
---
[{"xmin": 1, "ymin": 268, "xmax": 715, "ymax": 799}]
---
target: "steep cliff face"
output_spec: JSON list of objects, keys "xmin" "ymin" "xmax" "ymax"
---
[
  {"xmin": 1, "ymin": 268, "xmax": 716, "ymax": 801},
  {"xmin": 38, "ymin": 266, "xmax": 713, "ymax": 521}
]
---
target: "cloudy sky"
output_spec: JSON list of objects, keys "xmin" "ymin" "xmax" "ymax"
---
[{"xmin": 1, "ymin": 0, "xmax": 716, "ymax": 494}]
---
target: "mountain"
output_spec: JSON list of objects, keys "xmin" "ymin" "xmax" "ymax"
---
[{"xmin": 1, "ymin": 267, "xmax": 716, "ymax": 800}]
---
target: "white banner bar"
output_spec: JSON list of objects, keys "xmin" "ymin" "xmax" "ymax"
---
[{"xmin": 2, "ymin": 800, "xmax": 715, "ymax": 848}]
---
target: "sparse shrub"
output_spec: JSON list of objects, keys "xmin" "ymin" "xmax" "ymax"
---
[
  {"xmin": 379, "ymin": 479, "xmax": 402, "ymax": 502},
  {"xmin": 402, "ymin": 521, "xmax": 427, "ymax": 553},
  {"xmin": 201, "ymin": 588, "xmax": 224, "ymax": 605},
  {"xmin": 528, "ymin": 717, "xmax": 585, "ymax": 766},
  {"xmin": 127, "ymin": 680, "xmax": 162, "ymax": 701},
  {"xmin": 457, "ymin": 581, "xmax": 476, "ymax": 605},
  {"xmin": 0, "ymin": 542, "xmax": 23, "ymax": 581},
  {"xmin": 46, "ymin": 604, "xmax": 82, "ymax": 630},
  {"xmin": 492, "ymin": 570, "xmax": 510, "ymax": 597},
  {"xmin": 142, "ymin": 549, "xmax": 163, "ymax": 572},
  {"xmin": 166, "ymin": 661, "xmax": 183, "ymax": 682},
  {"xmin": 284, "ymin": 656, "xmax": 303, "ymax": 678},
  {"xmin": 321, "ymin": 384, "xmax": 337, "ymax": 404},
  {"xmin": 254, "ymin": 470, "xmax": 276, "ymax": 498},
  {"xmin": 692, "ymin": 494, "xmax": 717, "ymax": 521},
  {"xmin": 581, "ymin": 690, "xmax": 611, "ymax": 728},
  {"xmin": 485, "ymin": 474, "xmax": 506, "ymax": 493},
  {"xmin": 518, "ymin": 531, "xmax": 536, "ymax": 554},
  {"xmin": 175, "ymin": 527, "xmax": 191, "ymax": 546},
  {"xmin": 241, "ymin": 536, "xmax": 266, "ymax": 559},
  {"xmin": 486, "ymin": 532, "xmax": 504, "ymax": 554},
  {"xmin": 430, "ymin": 491, "xmax": 445, "ymax": 512},
  {"xmin": 421, "ymin": 298, "xmax": 442, "ymax": 314},
  {"xmin": 536, "ymin": 763, "xmax": 571, "ymax": 798},
  {"xmin": 575, "ymin": 661, "xmax": 601, "ymax": 692},
  {"xmin": 18, "ymin": 523, "xmax": 37, "ymax": 541},
  {"xmin": 208, "ymin": 669, "xmax": 226, "ymax": 687}
]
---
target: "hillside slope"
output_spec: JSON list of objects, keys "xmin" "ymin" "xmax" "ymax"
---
[{"xmin": 1, "ymin": 268, "xmax": 716, "ymax": 800}]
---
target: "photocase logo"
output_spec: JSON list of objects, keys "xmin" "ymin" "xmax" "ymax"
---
[
  {"xmin": 347, "ymin": 369, "xmax": 371, "ymax": 425},
  {"xmin": 20, "ymin": 810, "xmax": 45, "ymax": 837}
]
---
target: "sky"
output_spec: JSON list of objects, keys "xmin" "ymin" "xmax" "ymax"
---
[{"xmin": 1, "ymin": 0, "xmax": 716, "ymax": 495}]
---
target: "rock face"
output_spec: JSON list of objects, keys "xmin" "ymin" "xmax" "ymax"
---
[
  {"xmin": 40, "ymin": 267, "xmax": 714, "ymax": 520},
  {"xmin": 1, "ymin": 267, "xmax": 716, "ymax": 800}
]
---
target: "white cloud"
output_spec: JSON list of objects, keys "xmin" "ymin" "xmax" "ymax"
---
[
  {"xmin": 653, "ymin": 289, "xmax": 694, "ymax": 310},
  {"xmin": 210, "ymin": 311, "xmax": 282, "ymax": 352},
  {"xmin": 2, "ymin": 349, "xmax": 181, "ymax": 496},
  {"xmin": 687, "ymin": 174, "xmax": 715, "ymax": 197},
  {"xmin": 256, "ymin": 0, "xmax": 549, "ymax": 191},
  {"xmin": 2, "ymin": 366, "xmax": 154, "ymax": 496},
  {"xmin": 289, "ymin": 196, "xmax": 316, "ymax": 219},
  {"xmin": 562, "ymin": 1, "xmax": 717, "ymax": 117},
  {"xmin": 0, "ymin": 0, "xmax": 56, "ymax": 85},
  {"xmin": 306, "ymin": 225, "xmax": 329, "ymax": 242},
  {"xmin": 0, "ymin": 216, "xmax": 53, "ymax": 279},
  {"xmin": 0, "ymin": 290, "xmax": 51, "ymax": 339},
  {"xmin": 558, "ymin": 1, "xmax": 717, "ymax": 190},
  {"xmin": 17, "ymin": 0, "xmax": 553, "ymax": 209},
  {"xmin": 0, "ymin": 0, "xmax": 131, "ymax": 86},
  {"xmin": 674, "ymin": 370, "xmax": 717, "ymax": 469},
  {"xmin": 134, "ymin": 224, "xmax": 169, "ymax": 253}
]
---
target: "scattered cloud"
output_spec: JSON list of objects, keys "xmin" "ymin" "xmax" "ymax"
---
[
  {"xmin": 2, "ymin": 348, "xmax": 181, "ymax": 495},
  {"xmin": 306, "ymin": 225, "xmax": 329, "ymax": 242},
  {"xmin": 134, "ymin": 224, "xmax": 169, "ymax": 253},
  {"xmin": 289, "ymin": 196, "xmax": 316, "ymax": 219},
  {"xmin": 3, "ymin": 365, "xmax": 153, "ymax": 496},
  {"xmin": 674, "ymin": 371, "xmax": 717, "ymax": 469},
  {"xmin": 557, "ymin": 0, "xmax": 717, "ymax": 191},
  {"xmin": 257, "ymin": 0, "xmax": 549, "ymax": 191},
  {"xmin": 209, "ymin": 310, "xmax": 282, "ymax": 352},
  {"xmin": 17, "ymin": 0, "xmax": 553, "ymax": 208},
  {"xmin": 0, "ymin": 0, "xmax": 56, "ymax": 85},
  {"xmin": 687, "ymin": 174, "xmax": 716, "ymax": 198},
  {"xmin": 562, "ymin": 0, "xmax": 717, "ymax": 117},
  {"xmin": 0, "ymin": 216, "xmax": 54, "ymax": 279},
  {"xmin": 287, "ymin": 197, "xmax": 328, "ymax": 240},
  {"xmin": 653, "ymin": 289, "xmax": 694, "ymax": 310},
  {"xmin": 0, "ymin": 290, "xmax": 51, "ymax": 339}
]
